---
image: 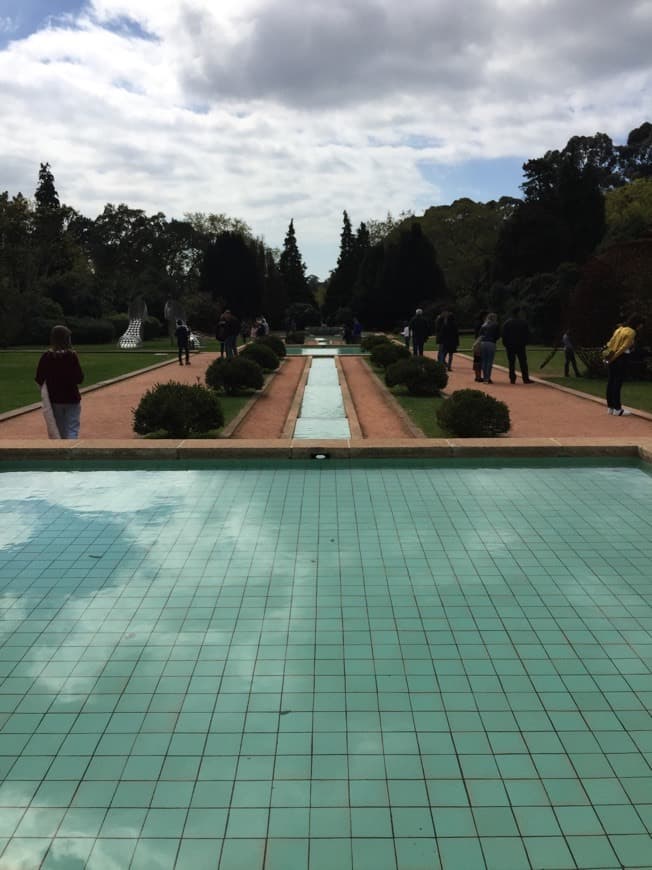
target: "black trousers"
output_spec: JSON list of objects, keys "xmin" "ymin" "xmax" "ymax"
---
[
  {"xmin": 413, "ymin": 338, "xmax": 425, "ymax": 356},
  {"xmin": 564, "ymin": 349, "xmax": 579, "ymax": 377},
  {"xmin": 606, "ymin": 355, "xmax": 627, "ymax": 410},
  {"xmin": 505, "ymin": 345, "xmax": 529, "ymax": 382},
  {"xmin": 178, "ymin": 343, "xmax": 190, "ymax": 364}
]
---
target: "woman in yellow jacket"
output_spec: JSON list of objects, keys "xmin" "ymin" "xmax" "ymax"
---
[{"xmin": 604, "ymin": 314, "xmax": 645, "ymax": 416}]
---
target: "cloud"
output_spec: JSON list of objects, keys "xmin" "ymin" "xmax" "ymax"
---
[{"xmin": 0, "ymin": 0, "xmax": 650, "ymax": 275}]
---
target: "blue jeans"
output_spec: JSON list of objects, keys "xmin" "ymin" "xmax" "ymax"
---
[
  {"xmin": 481, "ymin": 342, "xmax": 496, "ymax": 381},
  {"xmin": 52, "ymin": 403, "xmax": 81, "ymax": 439}
]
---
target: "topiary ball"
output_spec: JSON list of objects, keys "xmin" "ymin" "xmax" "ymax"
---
[
  {"xmin": 240, "ymin": 342, "xmax": 280, "ymax": 371},
  {"xmin": 369, "ymin": 340, "xmax": 411, "ymax": 369},
  {"xmin": 205, "ymin": 357, "xmax": 264, "ymax": 395},
  {"xmin": 436, "ymin": 389, "xmax": 510, "ymax": 437},
  {"xmin": 255, "ymin": 334, "xmax": 286, "ymax": 358},
  {"xmin": 133, "ymin": 381, "xmax": 224, "ymax": 436},
  {"xmin": 360, "ymin": 333, "xmax": 390, "ymax": 352},
  {"xmin": 385, "ymin": 357, "xmax": 448, "ymax": 396}
]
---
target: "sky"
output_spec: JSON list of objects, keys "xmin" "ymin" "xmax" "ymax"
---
[{"xmin": 1, "ymin": 0, "xmax": 651, "ymax": 278}]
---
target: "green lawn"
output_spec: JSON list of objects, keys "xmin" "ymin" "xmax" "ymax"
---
[{"xmin": 392, "ymin": 393, "xmax": 448, "ymax": 437}]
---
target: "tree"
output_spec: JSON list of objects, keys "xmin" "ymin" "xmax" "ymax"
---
[
  {"xmin": 354, "ymin": 223, "xmax": 446, "ymax": 328},
  {"xmin": 323, "ymin": 211, "xmax": 356, "ymax": 319},
  {"xmin": 604, "ymin": 178, "xmax": 652, "ymax": 245},
  {"xmin": 279, "ymin": 219, "xmax": 314, "ymax": 306},
  {"xmin": 199, "ymin": 231, "xmax": 262, "ymax": 317},
  {"xmin": 618, "ymin": 122, "xmax": 652, "ymax": 182}
]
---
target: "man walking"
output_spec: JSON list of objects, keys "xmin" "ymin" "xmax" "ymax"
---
[
  {"xmin": 409, "ymin": 308, "xmax": 430, "ymax": 357},
  {"xmin": 175, "ymin": 319, "xmax": 190, "ymax": 365},
  {"xmin": 501, "ymin": 307, "xmax": 532, "ymax": 383}
]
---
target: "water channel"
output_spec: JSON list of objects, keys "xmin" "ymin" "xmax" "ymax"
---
[{"xmin": 293, "ymin": 355, "xmax": 351, "ymax": 439}]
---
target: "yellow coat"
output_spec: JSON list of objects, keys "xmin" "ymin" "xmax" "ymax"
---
[{"xmin": 603, "ymin": 326, "xmax": 636, "ymax": 362}]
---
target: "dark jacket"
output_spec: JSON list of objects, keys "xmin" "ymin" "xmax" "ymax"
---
[
  {"xmin": 409, "ymin": 313, "xmax": 430, "ymax": 340},
  {"xmin": 175, "ymin": 324, "xmax": 189, "ymax": 347},
  {"xmin": 35, "ymin": 350, "xmax": 84, "ymax": 404},
  {"xmin": 479, "ymin": 321, "xmax": 500, "ymax": 343},
  {"xmin": 436, "ymin": 317, "xmax": 459, "ymax": 351},
  {"xmin": 502, "ymin": 317, "xmax": 530, "ymax": 347},
  {"xmin": 216, "ymin": 318, "xmax": 228, "ymax": 341}
]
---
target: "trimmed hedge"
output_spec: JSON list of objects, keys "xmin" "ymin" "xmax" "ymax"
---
[
  {"xmin": 360, "ymin": 333, "xmax": 390, "ymax": 352},
  {"xmin": 142, "ymin": 316, "xmax": 164, "ymax": 341},
  {"xmin": 133, "ymin": 381, "xmax": 224, "ymax": 436},
  {"xmin": 436, "ymin": 389, "xmax": 510, "ymax": 437},
  {"xmin": 385, "ymin": 357, "xmax": 448, "ymax": 396},
  {"xmin": 370, "ymin": 340, "xmax": 411, "ymax": 369},
  {"xmin": 255, "ymin": 334, "xmax": 287, "ymax": 358},
  {"xmin": 240, "ymin": 342, "xmax": 280, "ymax": 371},
  {"xmin": 286, "ymin": 331, "xmax": 305, "ymax": 344},
  {"xmin": 205, "ymin": 357, "xmax": 264, "ymax": 395},
  {"xmin": 65, "ymin": 317, "xmax": 115, "ymax": 344}
]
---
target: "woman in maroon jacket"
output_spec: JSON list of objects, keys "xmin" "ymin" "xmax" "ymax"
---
[{"xmin": 35, "ymin": 325, "xmax": 84, "ymax": 439}]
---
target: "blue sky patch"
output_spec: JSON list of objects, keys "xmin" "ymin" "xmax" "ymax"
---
[{"xmin": 420, "ymin": 156, "xmax": 525, "ymax": 205}]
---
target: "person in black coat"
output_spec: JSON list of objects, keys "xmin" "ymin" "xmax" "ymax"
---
[
  {"xmin": 501, "ymin": 307, "xmax": 532, "ymax": 383},
  {"xmin": 435, "ymin": 311, "xmax": 459, "ymax": 371},
  {"xmin": 409, "ymin": 308, "xmax": 430, "ymax": 356}
]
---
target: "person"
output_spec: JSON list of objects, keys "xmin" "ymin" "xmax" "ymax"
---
[
  {"xmin": 35, "ymin": 325, "xmax": 84, "ymax": 439},
  {"xmin": 409, "ymin": 308, "xmax": 430, "ymax": 356},
  {"xmin": 260, "ymin": 316, "xmax": 270, "ymax": 335},
  {"xmin": 175, "ymin": 319, "xmax": 190, "ymax": 365},
  {"xmin": 401, "ymin": 322, "xmax": 410, "ymax": 349},
  {"xmin": 352, "ymin": 318, "xmax": 363, "ymax": 342},
  {"xmin": 472, "ymin": 310, "xmax": 487, "ymax": 382},
  {"xmin": 562, "ymin": 328, "xmax": 580, "ymax": 377},
  {"xmin": 224, "ymin": 310, "xmax": 241, "ymax": 359},
  {"xmin": 478, "ymin": 312, "xmax": 500, "ymax": 383},
  {"xmin": 436, "ymin": 310, "xmax": 459, "ymax": 371},
  {"xmin": 603, "ymin": 314, "xmax": 645, "ymax": 416},
  {"xmin": 501, "ymin": 307, "xmax": 532, "ymax": 384},
  {"xmin": 216, "ymin": 313, "xmax": 228, "ymax": 358}
]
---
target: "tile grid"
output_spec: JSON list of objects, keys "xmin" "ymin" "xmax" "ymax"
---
[{"xmin": 0, "ymin": 463, "xmax": 651, "ymax": 868}]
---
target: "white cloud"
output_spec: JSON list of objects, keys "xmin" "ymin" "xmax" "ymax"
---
[{"xmin": 0, "ymin": 0, "xmax": 650, "ymax": 275}]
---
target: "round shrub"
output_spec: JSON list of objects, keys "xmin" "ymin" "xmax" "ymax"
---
[
  {"xmin": 437, "ymin": 389, "xmax": 510, "ymax": 437},
  {"xmin": 240, "ymin": 342, "xmax": 280, "ymax": 371},
  {"xmin": 286, "ymin": 330, "xmax": 305, "ymax": 344},
  {"xmin": 370, "ymin": 340, "xmax": 411, "ymax": 369},
  {"xmin": 133, "ymin": 381, "xmax": 224, "ymax": 436},
  {"xmin": 255, "ymin": 334, "xmax": 286, "ymax": 358},
  {"xmin": 106, "ymin": 313, "xmax": 130, "ymax": 338},
  {"xmin": 385, "ymin": 357, "xmax": 448, "ymax": 396},
  {"xmin": 205, "ymin": 357, "xmax": 264, "ymax": 395},
  {"xmin": 360, "ymin": 333, "xmax": 390, "ymax": 352}
]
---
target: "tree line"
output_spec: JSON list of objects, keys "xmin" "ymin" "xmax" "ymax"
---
[{"xmin": 1, "ymin": 122, "xmax": 651, "ymax": 346}]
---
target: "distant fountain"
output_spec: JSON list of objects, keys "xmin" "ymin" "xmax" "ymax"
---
[{"xmin": 118, "ymin": 297, "xmax": 147, "ymax": 349}]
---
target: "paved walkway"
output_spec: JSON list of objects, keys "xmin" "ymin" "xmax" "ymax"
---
[
  {"xmin": 0, "ymin": 350, "xmax": 650, "ymax": 440},
  {"xmin": 437, "ymin": 353, "xmax": 652, "ymax": 438}
]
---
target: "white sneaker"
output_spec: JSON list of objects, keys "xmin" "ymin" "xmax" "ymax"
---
[
  {"xmin": 607, "ymin": 408, "xmax": 614, "ymax": 414},
  {"xmin": 615, "ymin": 408, "xmax": 632, "ymax": 416}
]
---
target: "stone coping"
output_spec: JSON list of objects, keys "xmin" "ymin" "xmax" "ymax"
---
[{"xmin": 0, "ymin": 437, "xmax": 650, "ymax": 463}]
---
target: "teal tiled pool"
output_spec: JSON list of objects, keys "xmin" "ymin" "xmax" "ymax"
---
[{"xmin": 0, "ymin": 460, "xmax": 651, "ymax": 869}]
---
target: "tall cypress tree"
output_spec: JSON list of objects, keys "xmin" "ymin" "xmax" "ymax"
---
[
  {"xmin": 279, "ymin": 219, "xmax": 313, "ymax": 306},
  {"xmin": 323, "ymin": 211, "xmax": 362, "ymax": 319}
]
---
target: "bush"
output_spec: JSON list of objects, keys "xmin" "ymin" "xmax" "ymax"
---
[
  {"xmin": 142, "ymin": 316, "xmax": 164, "ymax": 341},
  {"xmin": 360, "ymin": 333, "xmax": 390, "ymax": 351},
  {"xmin": 575, "ymin": 347, "xmax": 604, "ymax": 378},
  {"xmin": 437, "ymin": 389, "xmax": 510, "ymax": 437},
  {"xmin": 205, "ymin": 357, "xmax": 264, "ymax": 395},
  {"xmin": 286, "ymin": 330, "xmax": 305, "ymax": 344},
  {"xmin": 240, "ymin": 342, "xmax": 280, "ymax": 371},
  {"xmin": 385, "ymin": 357, "xmax": 448, "ymax": 396},
  {"xmin": 133, "ymin": 381, "xmax": 224, "ymax": 436},
  {"xmin": 106, "ymin": 313, "xmax": 130, "ymax": 338},
  {"xmin": 65, "ymin": 317, "xmax": 115, "ymax": 344},
  {"xmin": 255, "ymin": 334, "xmax": 287, "ymax": 358},
  {"xmin": 370, "ymin": 340, "xmax": 411, "ymax": 369}
]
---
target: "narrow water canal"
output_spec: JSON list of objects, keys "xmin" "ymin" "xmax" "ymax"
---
[{"xmin": 293, "ymin": 357, "xmax": 351, "ymax": 439}]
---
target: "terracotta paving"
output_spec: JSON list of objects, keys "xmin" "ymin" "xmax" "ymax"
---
[
  {"xmin": 0, "ymin": 348, "xmax": 650, "ymax": 441},
  {"xmin": 233, "ymin": 357, "xmax": 306, "ymax": 438}
]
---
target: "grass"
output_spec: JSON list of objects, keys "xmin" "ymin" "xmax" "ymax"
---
[{"xmin": 366, "ymin": 358, "xmax": 448, "ymax": 437}]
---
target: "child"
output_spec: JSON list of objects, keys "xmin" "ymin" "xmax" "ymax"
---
[{"xmin": 562, "ymin": 329, "xmax": 579, "ymax": 377}]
